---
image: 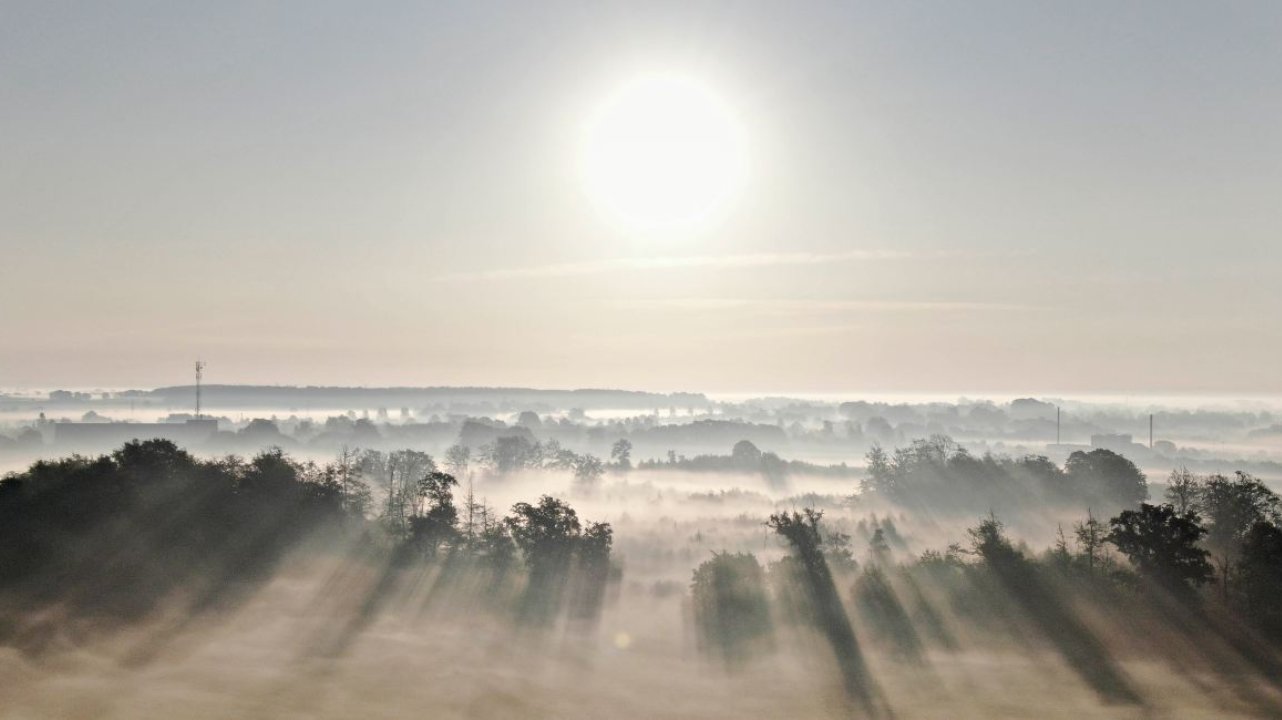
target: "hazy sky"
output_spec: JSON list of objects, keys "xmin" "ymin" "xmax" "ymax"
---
[{"xmin": 3, "ymin": 2, "xmax": 1281, "ymax": 394}]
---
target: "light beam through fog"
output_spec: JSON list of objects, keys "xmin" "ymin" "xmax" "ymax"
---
[
  {"xmin": 4, "ymin": 390, "xmax": 1282, "ymax": 717},
  {"xmin": 4, "ymin": 2, "xmax": 1282, "ymax": 718}
]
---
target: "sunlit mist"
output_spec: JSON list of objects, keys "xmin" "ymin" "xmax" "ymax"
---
[{"xmin": 5, "ymin": 2, "xmax": 1282, "ymax": 718}]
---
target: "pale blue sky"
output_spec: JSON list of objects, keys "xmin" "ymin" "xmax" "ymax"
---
[{"xmin": 3, "ymin": 2, "xmax": 1280, "ymax": 393}]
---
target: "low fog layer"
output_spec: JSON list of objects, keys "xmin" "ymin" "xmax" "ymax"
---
[
  {"xmin": 3, "ymin": 432, "xmax": 1282, "ymax": 718},
  {"xmin": 5, "ymin": 387, "xmax": 1282, "ymax": 480}
]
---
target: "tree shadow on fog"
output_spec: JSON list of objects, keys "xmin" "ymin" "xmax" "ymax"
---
[
  {"xmin": 969, "ymin": 516, "xmax": 1144, "ymax": 707},
  {"xmin": 305, "ymin": 543, "xmax": 410, "ymax": 659},
  {"xmin": 302, "ymin": 533, "xmax": 526, "ymax": 661},
  {"xmin": 769, "ymin": 510, "xmax": 893, "ymax": 718},
  {"xmin": 691, "ymin": 552, "xmax": 774, "ymax": 670},
  {"xmin": 895, "ymin": 571, "xmax": 957, "ymax": 653},
  {"xmin": 508, "ymin": 496, "xmax": 615, "ymax": 634},
  {"xmin": 1137, "ymin": 584, "xmax": 1282, "ymax": 717},
  {"xmin": 0, "ymin": 442, "xmax": 356, "ymax": 662},
  {"xmin": 303, "ymin": 495, "xmax": 617, "ymax": 660},
  {"xmin": 851, "ymin": 566, "xmax": 923, "ymax": 665}
]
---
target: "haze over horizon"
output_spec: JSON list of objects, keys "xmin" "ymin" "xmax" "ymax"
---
[
  {"xmin": 9, "ymin": 5, "xmax": 1282, "ymax": 717},
  {"xmin": 5, "ymin": 2, "xmax": 1281, "ymax": 393}
]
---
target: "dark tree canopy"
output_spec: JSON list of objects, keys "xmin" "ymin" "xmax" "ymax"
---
[
  {"xmin": 862, "ymin": 436, "xmax": 1093, "ymax": 514},
  {"xmin": 1199, "ymin": 472, "xmax": 1281, "ymax": 559},
  {"xmin": 1064, "ymin": 449, "xmax": 1148, "ymax": 510},
  {"xmin": 1238, "ymin": 522, "xmax": 1282, "ymax": 639},
  {"xmin": 0, "ymin": 440, "xmax": 363, "ymax": 632},
  {"xmin": 691, "ymin": 552, "xmax": 773, "ymax": 668},
  {"xmin": 1107, "ymin": 503, "xmax": 1213, "ymax": 594},
  {"xmin": 504, "ymin": 495, "xmax": 614, "ymax": 625},
  {"xmin": 863, "ymin": 442, "xmax": 1149, "ymax": 514},
  {"xmin": 731, "ymin": 439, "xmax": 763, "ymax": 470},
  {"xmin": 507, "ymin": 496, "xmax": 583, "ymax": 564},
  {"xmin": 408, "ymin": 470, "xmax": 460, "ymax": 555},
  {"xmin": 967, "ymin": 514, "xmax": 1022, "ymax": 569},
  {"xmin": 610, "ymin": 438, "xmax": 633, "ymax": 469}
]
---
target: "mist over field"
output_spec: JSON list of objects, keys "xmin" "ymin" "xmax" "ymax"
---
[
  {"xmin": 7, "ymin": 1, "xmax": 1282, "ymax": 717},
  {"xmin": 3, "ymin": 389, "xmax": 1282, "ymax": 718}
]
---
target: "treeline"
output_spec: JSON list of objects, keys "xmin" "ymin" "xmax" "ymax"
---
[
  {"xmin": 861, "ymin": 435, "xmax": 1148, "ymax": 514},
  {"xmin": 0, "ymin": 440, "xmax": 615, "ymax": 654},
  {"xmin": 144, "ymin": 385, "xmax": 709, "ymax": 412},
  {"xmin": 369, "ymin": 434, "xmax": 859, "ymax": 490},
  {"xmin": 436, "ymin": 435, "xmax": 614, "ymax": 485},
  {"xmin": 692, "ymin": 489, "xmax": 1282, "ymax": 710},
  {"xmin": 637, "ymin": 439, "xmax": 859, "ymax": 487}
]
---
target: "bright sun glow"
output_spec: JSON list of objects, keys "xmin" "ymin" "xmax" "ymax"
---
[{"xmin": 580, "ymin": 75, "xmax": 747, "ymax": 232}]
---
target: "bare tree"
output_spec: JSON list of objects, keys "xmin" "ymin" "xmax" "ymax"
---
[
  {"xmin": 1164, "ymin": 467, "xmax": 1201, "ymax": 515},
  {"xmin": 444, "ymin": 444, "xmax": 471, "ymax": 480},
  {"xmin": 1074, "ymin": 509, "xmax": 1107, "ymax": 576}
]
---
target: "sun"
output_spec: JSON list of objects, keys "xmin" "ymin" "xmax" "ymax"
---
[{"xmin": 580, "ymin": 74, "xmax": 748, "ymax": 232}]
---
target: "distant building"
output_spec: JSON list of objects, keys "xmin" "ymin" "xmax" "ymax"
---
[{"xmin": 1091, "ymin": 433, "xmax": 1144, "ymax": 453}]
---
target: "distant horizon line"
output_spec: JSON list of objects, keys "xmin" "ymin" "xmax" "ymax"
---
[{"xmin": 6, "ymin": 384, "xmax": 1282, "ymax": 409}]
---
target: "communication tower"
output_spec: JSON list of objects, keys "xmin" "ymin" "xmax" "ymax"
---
[{"xmin": 195, "ymin": 360, "xmax": 206, "ymax": 419}]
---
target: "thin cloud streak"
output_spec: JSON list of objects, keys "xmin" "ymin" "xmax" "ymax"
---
[
  {"xmin": 430, "ymin": 249, "xmax": 933, "ymax": 282},
  {"xmin": 629, "ymin": 297, "xmax": 1033, "ymax": 313}
]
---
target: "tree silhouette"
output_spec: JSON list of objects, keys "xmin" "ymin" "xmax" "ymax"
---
[
  {"xmin": 573, "ymin": 454, "xmax": 606, "ymax": 489},
  {"xmin": 731, "ymin": 439, "xmax": 762, "ymax": 470},
  {"xmin": 444, "ymin": 444, "xmax": 471, "ymax": 480},
  {"xmin": 1164, "ymin": 467, "xmax": 1201, "ymax": 514},
  {"xmin": 610, "ymin": 438, "xmax": 633, "ymax": 470},
  {"xmin": 768, "ymin": 509, "xmax": 883, "ymax": 713},
  {"xmin": 505, "ymin": 495, "xmax": 612, "ymax": 626},
  {"xmin": 408, "ymin": 471, "xmax": 459, "ymax": 557},
  {"xmin": 482, "ymin": 435, "xmax": 538, "ymax": 474},
  {"xmin": 1073, "ymin": 510, "xmax": 1107, "ymax": 577},
  {"xmin": 1200, "ymin": 472, "xmax": 1280, "ymax": 558},
  {"xmin": 691, "ymin": 552, "xmax": 772, "ymax": 668},
  {"xmin": 965, "ymin": 512, "xmax": 1143, "ymax": 705},
  {"xmin": 1065, "ymin": 449, "xmax": 1148, "ymax": 510},
  {"xmin": 0, "ymin": 440, "xmax": 361, "ymax": 649},
  {"xmin": 1237, "ymin": 521, "xmax": 1282, "ymax": 639},
  {"xmin": 1107, "ymin": 503, "xmax": 1213, "ymax": 597}
]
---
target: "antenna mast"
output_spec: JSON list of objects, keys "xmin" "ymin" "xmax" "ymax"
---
[{"xmin": 195, "ymin": 360, "xmax": 206, "ymax": 419}]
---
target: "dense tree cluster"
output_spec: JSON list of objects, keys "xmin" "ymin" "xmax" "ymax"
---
[
  {"xmin": 691, "ymin": 553, "xmax": 773, "ymax": 667},
  {"xmin": 470, "ymin": 435, "xmax": 609, "ymax": 488},
  {"xmin": 0, "ymin": 440, "xmax": 368, "ymax": 648},
  {"xmin": 688, "ymin": 496, "xmax": 1282, "ymax": 709},
  {"xmin": 0, "ymin": 441, "xmax": 615, "ymax": 652},
  {"xmin": 1159, "ymin": 468, "xmax": 1282, "ymax": 611},
  {"xmin": 862, "ymin": 436, "xmax": 1148, "ymax": 513}
]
